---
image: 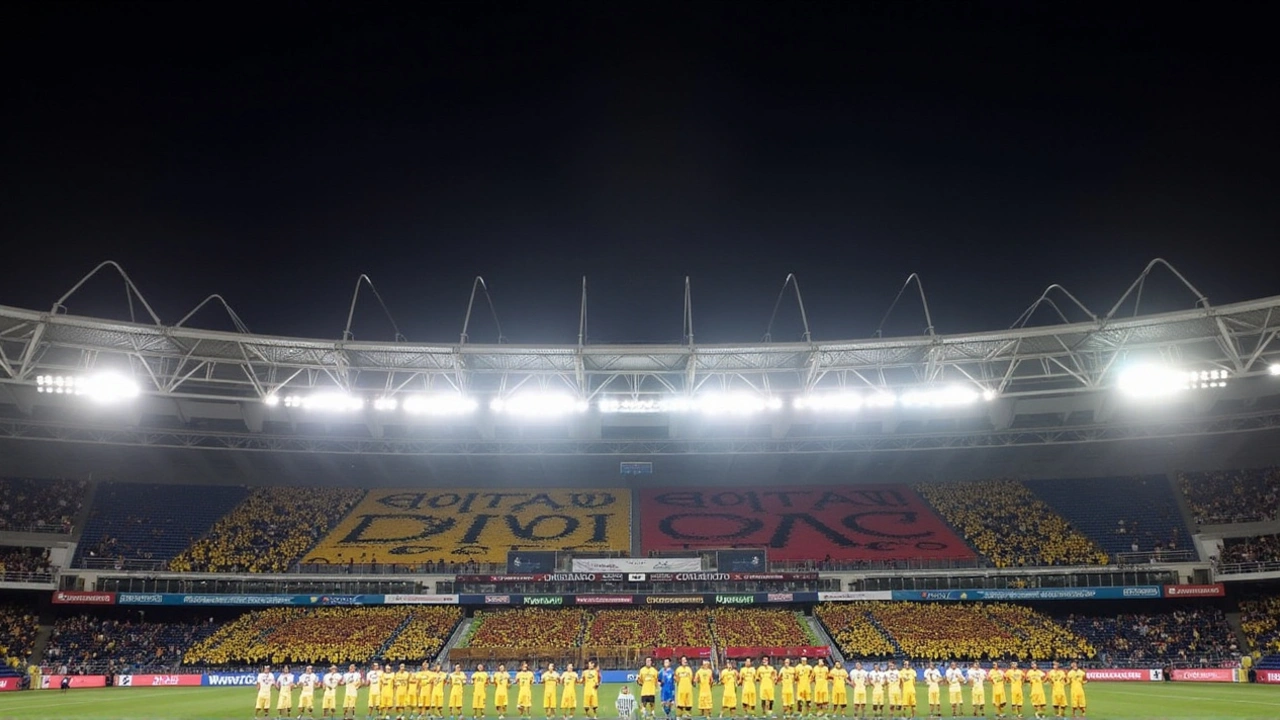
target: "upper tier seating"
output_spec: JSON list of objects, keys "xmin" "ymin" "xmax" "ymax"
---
[
  {"xmin": 1219, "ymin": 534, "xmax": 1280, "ymax": 566},
  {"xmin": 1180, "ymin": 468, "xmax": 1280, "ymax": 526},
  {"xmin": 917, "ymin": 479, "xmax": 1108, "ymax": 567},
  {"xmin": 75, "ymin": 483, "xmax": 249, "ymax": 567},
  {"xmin": 46, "ymin": 614, "xmax": 220, "ymax": 673},
  {"xmin": 1027, "ymin": 476, "xmax": 1194, "ymax": 558},
  {"xmin": 1061, "ymin": 607, "xmax": 1237, "ymax": 663},
  {"xmin": 0, "ymin": 477, "xmax": 87, "ymax": 533},
  {"xmin": 169, "ymin": 487, "xmax": 365, "ymax": 573}
]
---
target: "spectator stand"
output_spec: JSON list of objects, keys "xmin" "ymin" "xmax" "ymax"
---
[
  {"xmin": 1027, "ymin": 475, "xmax": 1196, "ymax": 561},
  {"xmin": 0, "ymin": 478, "xmax": 88, "ymax": 534},
  {"xmin": 1181, "ymin": 467, "xmax": 1280, "ymax": 527},
  {"xmin": 1061, "ymin": 606, "xmax": 1239, "ymax": 667},
  {"xmin": 0, "ymin": 546, "xmax": 55, "ymax": 584},
  {"xmin": 45, "ymin": 611, "xmax": 222, "ymax": 676}
]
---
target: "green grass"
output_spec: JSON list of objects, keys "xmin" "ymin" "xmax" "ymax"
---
[{"xmin": 2, "ymin": 683, "xmax": 1280, "ymax": 720}]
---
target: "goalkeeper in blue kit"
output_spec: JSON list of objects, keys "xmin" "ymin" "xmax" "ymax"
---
[{"xmin": 617, "ymin": 686, "xmax": 637, "ymax": 720}]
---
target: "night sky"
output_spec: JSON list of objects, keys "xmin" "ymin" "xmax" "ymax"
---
[{"xmin": 2, "ymin": 1, "xmax": 1277, "ymax": 344}]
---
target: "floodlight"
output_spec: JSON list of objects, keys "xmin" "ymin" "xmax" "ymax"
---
[
  {"xmin": 982, "ymin": 389, "xmax": 998, "ymax": 402},
  {"xmin": 900, "ymin": 386, "xmax": 980, "ymax": 407},
  {"xmin": 1269, "ymin": 363, "xmax": 1280, "ymax": 376},
  {"xmin": 283, "ymin": 391, "xmax": 364, "ymax": 412},
  {"xmin": 598, "ymin": 397, "xmax": 688, "ymax": 414},
  {"xmin": 1116, "ymin": 364, "xmax": 1185, "ymax": 398},
  {"xmin": 491, "ymin": 392, "xmax": 588, "ymax": 417},
  {"xmin": 78, "ymin": 372, "xmax": 140, "ymax": 403},
  {"xmin": 263, "ymin": 394, "xmax": 280, "ymax": 406},
  {"xmin": 36, "ymin": 375, "xmax": 81, "ymax": 395},
  {"xmin": 795, "ymin": 392, "xmax": 864, "ymax": 412},
  {"xmin": 693, "ymin": 392, "xmax": 783, "ymax": 415},
  {"xmin": 1185, "ymin": 369, "xmax": 1229, "ymax": 390},
  {"xmin": 373, "ymin": 397, "xmax": 399, "ymax": 411},
  {"xmin": 403, "ymin": 394, "xmax": 479, "ymax": 416}
]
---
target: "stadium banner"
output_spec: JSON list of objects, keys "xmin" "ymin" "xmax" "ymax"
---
[
  {"xmin": 1256, "ymin": 669, "xmax": 1280, "ymax": 684},
  {"xmin": 0, "ymin": 677, "xmax": 19, "ymax": 691},
  {"xmin": 509, "ymin": 550, "xmax": 557, "ymax": 573},
  {"xmin": 575, "ymin": 595, "xmax": 637, "ymax": 604},
  {"xmin": 203, "ymin": 673, "xmax": 261, "ymax": 686},
  {"xmin": 601, "ymin": 671, "xmax": 637, "ymax": 683},
  {"xmin": 50, "ymin": 590, "xmax": 116, "ymax": 605},
  {"xmin": 818, "ymin": 591, "xmax": 893, "ymax": 601},
  {"xmin": 645, "ymin": 572, "xmax": 820, "ymax": 582},
  {"xmin": 1170, "ymin": 668, "xmax": 1239, "ymax": 682},
  {"xmin": 571, "ymin": 558, "xmax": 702, "ymax": 573},
  {"xmin": 456, "ymin": 571, "xmax": 818, "ymax": 583},
  {"xmin": 40, "ymin": 675, "xmax": 107, "ymax": 689},
  {"xmin": 891, "ymin": 586, "xmax": 1163, "ymax": 601},
  {"xmin": 640, "ymin": 486, "xmax": 976, "ymax": 562},
  {"xmin": 1163, "ymin": 583, "xmax": 1226, "ymax": 598},
  {"xmin": 117, "ymin": 593, "xmax": 389, "ymax": 606},
  {"xmin": 716, "ymin": 550, "xmax": 768, "ymax": 572},
  {"xmin": 115, "ymin": 674, "xmax": 203, "ymax": 687},
  {"xmin": 305, "ymin": 488, "xmax": 631, "ymax": 564},
  {"xmin": 725, "ymin": 647, "xmax": 830, "ymax": 659},
  {"xmin": 383, "ymin": 594, "xmax": 459, "ymax": 604},
  {"xmin": 457, "ymin": 592, "xmax": 815, "ymax": 606},
  {"xmin": 1084, "ymin": 669, "xmax": 1163, "ymax": 682}
]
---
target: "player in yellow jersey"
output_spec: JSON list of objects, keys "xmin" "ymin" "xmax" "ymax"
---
[
  {"xmin": 830, "ymin": 662, "xmax": 849, "ymax": 717},
  {"xmin": 401, "ymin": 664, "xmax": 418, "ymax": 718},
  {"xmin": 543, "ymin": 664, "xmax": 562, "ymax": 720},
  {"xmin": 583, "ymin": 661, "xmax": 601, "ymax": 719},
  {"xmin": 414, "ymin": 662, "xmax": 431, "ymax": 719},
  {"xmin": 1005, "ymin": 662, "xmax": 1025, "ymax": 720},
  {"xmin": 901, "ymin": 661, "xmax": 917, "ymax": 720},
  {"xmin": 1047, "ymin": 663, "xmax": 1067, "ymax": 719},
  {"xmin": 779, "ymin": 659, "xmax": 796, "ymax": 716},
  {"xmin": 638, "ymin": 658, "xmax": 660, "ymax": 720},
  {"xmin": 448, "ymin": 664, "xmax": 468, "ymax": 718},
  {"xmin": 850, "ymin": 663, "xmax": 867, "ymax": 718},
  {"xmin": 433, "ymin": 664, "xmax": 448, "ymax": 718},
  {"xmin": 719, "ymin": 661, "xmax": 739, "ymax": 718},
  {"xmin": 472, "ymin": 664, "xmax": 491, "ymax": 720},
  {"xmin": 739, "ymin": 659, "xmax": 757, "ymax": 717},
  {"xmin": 675, "ymin": 658, "xmax": 695, "ymax": 720},
  {"xmin": 494, "ymin": 664, "xmax": 511, "ymax": 719},
  {"xmin": 795, "ymin": 657, "xmax": 813, "ymax": 716},
  {"xmin": 1066, "ymin": 663, "xmax": 1085, "ymax": 719},
  {"xmin": 989, "ymin": 663, "xmax": 1006, "ymax": 720},
  {"xmin": 757, "ymin": 658, "xmax": 777, "ymax": 716},
  {"xmin": 561, "ymin": 664, "xmax": 580, "ymax": 720},
  {"xmin": 516, "ymin": 663, "xmax": 535, "ymax": 719},
  {"xmin": 813, "ymin": 659, "xmax": 830, "ymax": 714},
  {"xmin": 695, "ymin": 661, "xmax": 714, "ymax": 719},
  {"xmin": 1025, "ymin": 663, "xmax": 1046, "ymax": 720}
]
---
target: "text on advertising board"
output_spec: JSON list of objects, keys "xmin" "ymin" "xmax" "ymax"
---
[
  {"xmin": 1164, "ymin": 584, "xmax": 1226, "ymax": 598},
  {"xmin": 640, "ymin": 486, "xmax": 975, "ymax": 561},
  {"xmin": 306, "ymin": 489, "xmax": 631, "ymax": 564},
  {"xmin": 51, "ymin": 590, "xmax": 116, "ymax": 604},
  {"xmin": 1170, "ymin": 668, "xmax": 1237, "ymax": 682}
]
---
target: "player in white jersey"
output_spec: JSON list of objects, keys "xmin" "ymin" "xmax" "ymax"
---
[
  {"xmin": 278, "ymin": 666, "xmax": 297, "ymax": 717},
  {"xmin": 886, "ymin": 664, "xmax": 902, "ymax": 715},
  {"xmin": 869, "ymin": 667, "xmax": 886, "ymax": 718},
  {"xmin": 322, "ymin": 666, "xmax": 342, "ymax": 718},
  {"xmin": 967, "ymin": 664, "xmax": 986, "ymax": 718},
  {"xmin": 923, "ymin": 665, "xmax": 943, "ymax": 720},
  {"xmin": 945, "ymin": 664, "xmax": 964, "ymax": 718},
  {"xmin": 297, "ymin": 666, "xmax": 319, "ymax": 718},
  {"xmin": 365, "ymin": 663, "xmax": 383, "ymax": 720},
  {"xmin": 343, "ymin": 665, "xmax": 363, "ymax": 720},
  {"xmin": 257, "ymin": 666, "xmax": 277, "ymax": 718},
  {"xmin": 850, "ymin": 663, "xmax": 869, "ymax": 717}
]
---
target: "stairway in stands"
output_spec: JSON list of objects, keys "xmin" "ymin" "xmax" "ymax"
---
[
  {"xmin": 435, "ymin": 617, "xmax": 474, "ymax": 665},
  {"xmin": 374, "ymin": 615, "xmax": 416, "ymax": 660},
  {"xmin": 862, "ymin": 611, "xmax": 903, "ymax": 657}
]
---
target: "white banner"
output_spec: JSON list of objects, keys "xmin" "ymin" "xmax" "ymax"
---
[
  {"xmin": 1084, "ymin": 668, "xmax": 1163, "ymax": 682},
  {"xmin": 383, "ymin": 594, "xmax": 459, "ymax": 604},
  {"xmin": 818, "ymin": 591, "xmax": 893, "ymax": 601},
  {"xmin": 571, "ymin": 558, "xmax": 702, "ymax": 573}
]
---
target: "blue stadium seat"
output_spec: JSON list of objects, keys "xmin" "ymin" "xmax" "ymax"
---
[
  {"xmin": 1027, "ymin": 476, "xmax": 1195, "ymax": 559},
  {"xmin": 74, "ymin": 483, "xmax": 249, "ymax": 567}
]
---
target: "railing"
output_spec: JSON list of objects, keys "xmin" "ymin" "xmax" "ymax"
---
[
  {"xmin": 1215, "ymin": 560, "xmax": 1280, "ymax": 575},
  {"xmin": 1114, "ymin": 549, "xmax": 1197, "ymax": 564},
  {"xmin": 79, "ymin": 558, "xmax": 168, "ymax": 571},
  {"xmin": 0, "ymin": 570, "xmax": 55, "ymax": 584},
  {"xmin": 0, "ymin": 524, "xmax": 73, "ymax": 535}
]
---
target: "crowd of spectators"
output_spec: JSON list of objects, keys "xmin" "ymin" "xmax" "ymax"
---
[
  {"xmin": 917, "ymin": 479, "xmax": 1109, "ymax": 567},
  {"xmin": 1061, "ymin": 607, "xmax": 1238, "ymax": 665},
  {"xmin": 711, "ymin": 608, "xmax": 815, "ymax": 648},
  {"xmin": 1180, "ymin": 468, "xmax": 1280, "ymax": 526},
  {"xmin": 46, "ymin": 614, "xmax": 220, "ymax": 674},
  {"xmin": 0, "ymin": 478, "xmax": 85, "ymax": 533},
  {"xmin": 170, "ymin": 487, "xmax": 364, "ymax": 573},
  {"xmin": 1218, "ymin": 534, "xmax": 1280, "ymax": 568},
  {"xmin": 584, "ymin": 609, "xmax": 713, "ymax": 648},
  {"xmin": 184, "ymin": 607, "xmax": 421, "ymax": 666},
  {"xmin": 465, "ymin": 608, "xmax": 589, "ymax": 649},
  {"xmin": 0, "ymin": 546, "xmax": 53, "ymax": 580},
  {"xmin": 1, "ymin": 604, "xmax": 38, "ymax": 669},
  {"xmin": 380, "ymin": 607, "xmax": 464, "ymax": 663},
  {"xmin": 1240, "ymin": 597, "xmax": 1280, "ymax": 655},
  {"xmin": 818, "ymin": 602, "xmax": 1094, "ymax": 661}
]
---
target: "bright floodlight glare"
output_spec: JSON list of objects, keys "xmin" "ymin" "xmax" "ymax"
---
[
  {"xmin": 36, "ymin": 375, "xmax": 81, "ymax": 395},
  {"xmin": 1269, "ymin": 363, "xmax": 1280, "ymax": 376},
  {"xmin": 900, "ymin": 386, "xmax": 980, "ymax": 408},
  {"xmin": 262, "ymin": 394, "xmax": 280, "ymax": 406},
  {"xmin": 796, "ymin": 392, "xmax": 864, "ymax": 412},
  {"xmin": 78, "ymin": 372, "xmax": 141, "ymax": 403},
  {"xmin": 1116, "ymin": 364, "xmax": 1186, "ymax": 398},
  {"xmin": 982, "ymin": 389, "xmax": 998, "ymax": 402},
  {"xmin": 694, "ymin": 392, "xmax": 782, "ymax": 415},
  {"xmin": 373, "ymin": 397, "xmax": 399, "ymax": 411},
  {"xmin": 598, "ymin": 397, "xmax": 688, "ymax": 414},
  {"xmin": 286, "ymin": 391, "xmax": 364, "ymax": 412},
  {"xmin": 403, "ymin": 394, "xmax": 478, "ymax": 416},
  {"xmin": 492, "ymin": 392, "xmax": 587, "ymax": 417},
  {"xmin": 1185, "ymin": 369, "xmax": 1230, "ymax": 390}
]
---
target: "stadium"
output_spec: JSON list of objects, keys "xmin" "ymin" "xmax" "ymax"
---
[{"xmin": 3, "ymin": 260, "xmax": 1280, "ymax": 720}]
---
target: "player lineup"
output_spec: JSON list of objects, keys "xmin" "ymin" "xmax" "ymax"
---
[{"xmin": 249, "ymin": 656, "xmax": 1089, "ymax": 720}]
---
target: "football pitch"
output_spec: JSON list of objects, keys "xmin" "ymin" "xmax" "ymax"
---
[{"xmin": 2, "ymin": 684, "xmax": 1280, "ymax": 720}]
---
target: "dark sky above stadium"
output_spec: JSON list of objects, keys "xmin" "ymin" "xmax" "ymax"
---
[{"xmin": 2, "ymin": 1, "xmax": 1277, "ymax": 343}]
